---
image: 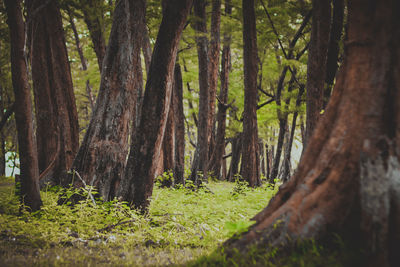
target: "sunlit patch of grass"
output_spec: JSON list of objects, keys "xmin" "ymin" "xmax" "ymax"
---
[{"xmin": 0, "ymin": 176, "xmax": 277, "ymax": 266}]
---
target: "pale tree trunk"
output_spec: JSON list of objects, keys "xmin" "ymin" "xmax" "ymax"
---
[
  {"xmin": 5, "ymin": 0, "xmax": 42, "ymax": 211},
  {"xmin": 117, "ymin": 0, "xmax": 192, "ymax": 212},
  {"xmin": 225, "ymin": 2, "xmax": 400, "ymax": 266},
  {"xmin": 72, "ymin": 0, "xmax": 145, "ymax": 201},
  {"xmin": 305, "ymin": 0, "xmax": 331, "ymax": 147},
  {"xmin": 190, "ymin": 0, "xmax": 209, "ymax": 185},
  {"xmin": 27, "ymin": 0, "xmax": 79, "ymax": 187}
]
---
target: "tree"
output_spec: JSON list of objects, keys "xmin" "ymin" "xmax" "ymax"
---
[
  {"xmin": 304, "ymin": 0, "xmax": 331, "ymax": 146},
  {"xmin": 80, "ymin": 0, "xmax": 107, "ymax": 71},
  {"xmin": 208, "ymin": 0, "xmax": 231, "ymax": 180},
  {"xmin": 72, "ymin": 0, "xmax": 145, "ymax": 201},
  {"xmin": 27, "ymin": 0, "xmax": 79, "ymax": 186},
  {"xmin": 117, "ymin": 0, "xmax": 193, "ymax": 211},
  {"xmin": 225, "ymin": 1, "xmax": 400, "ymax": 265},
  {"xmin": 240, "ymin": 0, "xmax": 260, "ymax": 187},
  {"xmin": 5, "ymin": 0, "xmax": 42, "ymax": 211},
  {"xmin": 189, "ymin": 0, "xmax": 209, "ymax": 184}
]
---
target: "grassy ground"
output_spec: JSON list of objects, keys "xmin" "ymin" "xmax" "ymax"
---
[{"xmin": 0, "ymin": 176, "xmax": 277, "ymax": 266}]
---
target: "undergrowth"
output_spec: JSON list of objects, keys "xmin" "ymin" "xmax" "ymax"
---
[{"xmin": 0, "ymin": 175, "xmax": 278, "ymax": 266}]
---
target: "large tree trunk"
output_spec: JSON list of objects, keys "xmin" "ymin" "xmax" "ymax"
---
[
  {"xmin": 189, "ymin": 0, "xmax": 209, "ymax": 185},
  {"xmin": 304, "ymin": 0, "xmax": 331, "ymax": 147},
  {"xmin": 173, "ymin": 63, "xmax": 185, "ymax": 185},
  {"xmin": 27, "ymin": 0, "xmax": 79, "ymax": 187},
  {"xmin": 225, "ymin": 2, "xmax": 400, "ymax": 266},
  {"xmin": 72, "ymin": 0, "xmax": 145, "ymax": 201},
  {"xmin": 117, "ymin": 0, "xmax": 192, "ymax": 211},
  {"xmin": 81, "ymin": 0, "xmax": 107, "ymax": 71},
  {"xmin": 5, "ymin": 0, "xmax": 42, "ymax": 211},
  {"xmin": 240, "ymin": 0, "xmax": 260, "ymax": 187},
  {"xmin": 208, "ymin": 0, "xmax": 231, "ymax": 180}
]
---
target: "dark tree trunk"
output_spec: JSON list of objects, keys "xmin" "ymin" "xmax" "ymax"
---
[
  {"xmin": 173, "ymin": 63, "xmax": 185, "ymax": 185},
  {"xmin": 81, "ymin": 0, "xmax": 107, "ymax": 71},
  {"xmin": 162, "ymin": 96, "xmax": 175, "ymax": 182},
  {"xmin": 208, "ymin": 0, "xmax": 231, "ymax": 180},
  {"xmin": 323, "ymin": 0, "xmax": 345, "ymax": 108},
  {"xmin": 117, "ymin": 0, "xmax": 192, "ymax": 211},
  {"xmin": 259, "ymin": 140, "xmax": 266, "ymax": 178},
  {"xmin": 189, "ymin": 0, "xmax": 209, "ymax": 184},
  {"xmin": 305, "ymin": 0, "xmax": 331, "ymax": 147},
  {"xmin": 0, "ymin": 86, "xmax": 5, "ymax": 176},
  {"xmin": 207, "ymin": 0, "xmax": 221, "ymax": 160},
  {"xmin": 5, "ymin": 0, "xmax": 42, "ymax": 211},
  {"xmin": 225, "ymin": 2, "xmax": 400, "ymax": 266},
  {"xmin": 325, "ymin": 0, "xmax": 344, "ymax": 86},
  {"xmin": 227, "ymin": 133, "xmax": 242, "ymax": 182},
  {"xmin": 240, "ymin": 0, "xmax": 260, "ymax": 187},
  {"xmin": 27, "ymin": 0, "xmax": 79, "ymax": 186},
  {"xmin": 282, "ymin": 85, "xmax": 305, "ymax": 182},
  {"xmin": 72, "ymin": 0, "xmax": 145, "ymax": 201}
]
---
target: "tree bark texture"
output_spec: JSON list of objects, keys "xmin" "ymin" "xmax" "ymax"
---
[
  {"xmin": 5, "ymin": 0, "xmax": 42, "ymax": 211},
  {"xmin": 173, "ymin": 63, "xmax": 185, "ymax": 185},
  {"xmin": 81, "ymin": 0, "xmax": 107, "ymax": 71},
  {"xmin": 208, "ymin": 0, "xmax": 231, "ymax": 180},
  {"xmin": 72, "ymin": 0, "xmax": 145, "ymax": 201},
  {"xmin": 225, "ymin": 2, "xmax": 400, "ymax": 266},
  {"xmin": 117, "ymin": 0, "xmax": 192, "ymax": 211},
  {"xmin": 189, "ymin": 0, "xmax": 209, "ymax": 184},
  {"xmin": 304, "ymin": 0, "xmax": 331, "ymax": 147},
  {"xmin": 240, "ymin": 0, "xmax": 260, "ymax": 187},
  {"xmin": 227, "ymin": 133, "xmax": 242, "ymax": 182},
  {"xmin": 207, "ymin": 0, "xmax": 221, "ymax": 160},
  {"xmin": 27, "ymin": 0, "xmax": 79, "ymax": 186}
]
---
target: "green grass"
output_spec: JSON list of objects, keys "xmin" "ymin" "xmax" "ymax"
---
[{"xmin": 0, "ymin": 176, "xmax": 277, "ymax": 266}]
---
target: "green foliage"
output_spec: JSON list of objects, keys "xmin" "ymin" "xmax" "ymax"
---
[{"xmin": 0, "ymin": 176, "xmax": 278, "ymax": 266}]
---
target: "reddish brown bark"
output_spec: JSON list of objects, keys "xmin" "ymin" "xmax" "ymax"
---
[
  {"xmin": 189, "ymin": 0, "xmax": 209, "ymax": 184},
  {"xmin": 72, "ymin": 0, "xmax": 145, "ymax": 201},
  {"xmin": 117, "ymin": 0, "xmax": 192, "ymax": 211},
  {"xmin": 81, "ymin": 0, "xmax": 107, "ymax": 71},
  {"xmin": 207, "ymin": 0, "xmax": 221, "ymax": 160},
  {"xmin": 5, "ymin": 0, "xmax": 42, "ymax": 211},
  {"xmin": 208, "ymin": 0, "xmax": 230, "ymax": 180},
  {"xmin": 225, "ymin": 2, "xmax": 400, "ymax": 266},
  {"xmin": 27, "ymin": 0, "xmax": 79, "ymax": 186},
  {"xmin": 240, "ymin": 0, "xmax": 260, "ymax": 187},
  {"xmin": 305, "ymin": 0, "xmax": 331, "ymax": 146},
  {"xmin": 173, "ymin": 63, "xmax": 185, "ymax": 185}
]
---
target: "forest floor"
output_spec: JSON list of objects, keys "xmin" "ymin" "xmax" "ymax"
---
[{"xmin": 0, "ymin": 176, "xmax": 277, "ymax": 266}]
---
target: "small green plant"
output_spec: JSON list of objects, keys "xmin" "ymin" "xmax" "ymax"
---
[
  {"xmin": 155, "ymin": 170, "xmax": 174, "ymax": 188},
  {"xmin": 230, "ymin": 174, "xmax": 249, "ymax": 199}
]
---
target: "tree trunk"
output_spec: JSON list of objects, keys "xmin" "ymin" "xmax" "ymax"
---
[
  {"xmin": 67, "ymin": 8, "xmax": 95, "ymax": 111},
  {"xmin": 27, "ymin": 0, "xmax": 79, "ymax": 187},
  {"xmin": 117, "ymin": 0, "xmax": 192, "ymax": 211},
  {"xmin": 240, "ymin": 0, "xmax": 260, "ymax": 187},
  {"xmin": 81, "ymin": 0, "xmax": 107, "ymax": 71},
  {"xmin": 173, "ymin": 63, "xmax": 185, "ymax": 185},
  {"xmin": 227, "ymin": 133, "xmax": 242, "ymax": 182},
  {"xmin": 259, "ymin": 140, "xmax": 266, "ymax": 178},
  {"xmin": 304, "ymin": 0, "xmax": 331, "ymax": 147},
  {"xmin": 208, "ymin": 0, "xmax": 231, "ymax": 180},
  {"xmin": 225, "ymin": 2, "xmax": 400, "ymax": 266},
  {"xmin": 189, "ymin": 0, "xmax": 209, "ymax": 185},
  {"xmin": 72, "ymin": 0, "xmax": 145, "ymax": 201},
  {"xmin": 5, "ymin": 0, "xmax": 42, "ymax": 211},
  {"xmin": 207, "ymin": 0, "xmax": 221, "ymax": 161},
  {"xmin": 162, "ymin": 95, "xmax": 175, "ymax": 186}
]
